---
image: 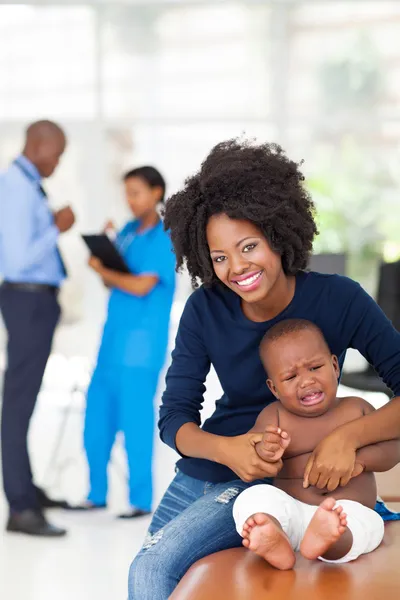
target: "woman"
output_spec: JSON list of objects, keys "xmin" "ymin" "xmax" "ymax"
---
[
  {"xmin": 83, "ymin": 166, "xmax": 175, "ymax": 518},
  {"xmin": 128, "ymin": 140, "xmax": 400, "ymax": 597}
]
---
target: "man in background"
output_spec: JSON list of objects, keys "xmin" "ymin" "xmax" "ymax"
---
[{"xmin": 0, "ymin": 120, "xmax": 75, "ymax": 537}]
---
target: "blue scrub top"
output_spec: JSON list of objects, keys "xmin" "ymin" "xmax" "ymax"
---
[{"xmin": 97, "ymin": 219, "xmax": 176, "ymax": 370}]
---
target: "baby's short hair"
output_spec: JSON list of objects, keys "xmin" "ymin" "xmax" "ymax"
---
[{"xmin": 259, "ymin": 319, "xmax": 329, "ymax": 366}]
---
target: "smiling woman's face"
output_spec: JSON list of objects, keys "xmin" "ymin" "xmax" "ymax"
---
[{"xmin": 206, "ymin": 213, "xmax": 285, "ymax": 305}]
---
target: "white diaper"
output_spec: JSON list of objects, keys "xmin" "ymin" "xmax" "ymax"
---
[{"xmin": 233, "ymin": 485, "xmax": 384, "ymax": 563}]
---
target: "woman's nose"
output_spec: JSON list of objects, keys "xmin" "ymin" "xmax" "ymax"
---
[{"xmin": 231, "ymin": 254, "xmax": 250, "ymax": 275}]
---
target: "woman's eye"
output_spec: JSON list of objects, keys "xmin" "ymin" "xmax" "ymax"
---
[
  {"xmin": 243, "ymin": 243, "xmax": 256, "ymax": 253},
  {"xmin": 214, "ymin": 256, "xmax": 226, "ymax": 263}
]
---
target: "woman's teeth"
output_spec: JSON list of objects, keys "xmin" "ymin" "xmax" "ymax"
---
[{"xmin": 236, "ymin": 272, "xmax": 262, "ymax": 286}]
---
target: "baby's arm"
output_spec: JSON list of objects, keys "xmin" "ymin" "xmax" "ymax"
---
[
  {"xmin": 353, "ymin": 399, "xmax": 400, "ymax": 474},
  {"xmin": 248, "ymin": 403, "xmax": 291, "ymax": 463}
]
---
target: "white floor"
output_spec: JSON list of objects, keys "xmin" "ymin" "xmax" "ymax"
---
[
  {"xmin": 0, "ymin": 297, "xmax": 390, "ymax": 600},
  {"xmin": 0, "ymin": 363, "xmax": 189, "ymax": 600}
]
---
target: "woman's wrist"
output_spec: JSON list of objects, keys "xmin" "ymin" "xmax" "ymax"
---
[
  {"xmin": 328, "ymin": 426, "xmax": 359, "ymax": 451},
  {"xmin": 213, "ymin": 435, "xmax": 231, "ymax": 465},
  {"xmin": 175, "ymin": 423, "xmax": 229, "ymax": 464},
  {"xmin": 99, "ymin": 266, "xmax": 112, "ymax": 279}
]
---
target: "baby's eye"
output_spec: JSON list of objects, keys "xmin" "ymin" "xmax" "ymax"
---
[
  {"xmin": 243, "ymin": 243, "xmax": 256, "ymax": 253},
  {"xmin": 284, "ymin": 375, "xmax": 296, "ymax": 381},
  {"xmin": 310, "ymin": 365, "xmax": 322, "ymax": 371}
]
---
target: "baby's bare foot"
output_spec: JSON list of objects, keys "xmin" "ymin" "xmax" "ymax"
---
[
  {"xmin": 242, "ymin": 513, "xmax": 295, "ymax": 570},
  {"xmin": 300, "ymin": 497, "xmax": 348, "ymax": 560}
]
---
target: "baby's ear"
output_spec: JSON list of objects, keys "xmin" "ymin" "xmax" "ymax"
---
[
  {"xmin": 332, "ymin": 355, "xmax": 340, "ymax": 377},
  {"xmin": 267, "ymin": 378, "xmax": 279, "ymax": 400}
]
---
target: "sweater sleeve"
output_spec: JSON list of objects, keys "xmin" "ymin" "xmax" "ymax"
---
[
  {"xmin": 158, "ymin": 290, "xmax": 211, "ymax": 453},
  {"xmin": 346, "ymin": 280, "xmax": 400, "ymax": 396}
]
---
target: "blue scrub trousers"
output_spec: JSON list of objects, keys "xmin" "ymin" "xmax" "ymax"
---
[{"xmin": 84, "ymin": 364, "xmax": 160, "ymax": 511}]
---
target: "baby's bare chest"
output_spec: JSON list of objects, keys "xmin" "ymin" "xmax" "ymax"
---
[{"xmin": 279, "ymin": 403, "xmax": 363, "ymax": 458}]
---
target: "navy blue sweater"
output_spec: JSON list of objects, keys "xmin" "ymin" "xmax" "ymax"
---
[{"xmin": 159, "ymin": 271, "xmax": 400, "ymax": 483}]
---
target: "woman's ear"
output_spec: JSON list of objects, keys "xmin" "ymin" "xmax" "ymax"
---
[
  {"xmin": 332, "ymin": 355, "xmax": 340, "ymax": 378},
  {"xmin": 152, "ymin": 185, "xmax": 164, "ymax": 204},
  {"xmin": 267, "ymin": 378, "xmax": 279, "ymax": 400}
]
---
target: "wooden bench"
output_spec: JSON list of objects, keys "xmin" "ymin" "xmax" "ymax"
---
[
  {"xmin": 172, "ymin": 522, "xmax": 400, "ymax": 600},
  {"xmin": 172, "ymin": 468, "xmax": 400, "ymax": 599}
]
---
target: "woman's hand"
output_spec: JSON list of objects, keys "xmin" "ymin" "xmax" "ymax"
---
[
  {"xmin": 219, "ymin": 433, "xmax": 283, "ymax": 482},
  {"xmin": 303, "ymin": 431, "xmax": 357, "ymax": 492},
  {"xmin": 103, "ymin": 220, "xmax": 116, "ymax": 234},
  {"xmin": 88, "ymin": 256, "xmax": 104, "ymax": 274},
  {"xmin": 351, "ymin": 461, "xmax": 365, "ymax": 479}
]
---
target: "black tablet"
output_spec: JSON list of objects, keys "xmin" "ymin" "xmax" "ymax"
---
[{"xmin": 82, "ymin": 234, "xmax": 130, "ymax": 274}]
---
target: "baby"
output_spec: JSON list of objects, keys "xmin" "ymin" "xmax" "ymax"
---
[{"xmin": 233, "ymin": 318, "xmax": 400, "ymax": 569}]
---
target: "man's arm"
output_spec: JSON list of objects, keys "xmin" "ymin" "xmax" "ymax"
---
[{"xmin": 0, "ymin": 179, "xmax": 59, "ymax": 275}]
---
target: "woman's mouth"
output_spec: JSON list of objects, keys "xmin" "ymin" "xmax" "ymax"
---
[
  {"xmin": 232, "ymin": 270, "xmax": 263, "ymax": 292},
  {"xmin": 300, "ymin": 391, "xmax": 325, "ymax": 406}
]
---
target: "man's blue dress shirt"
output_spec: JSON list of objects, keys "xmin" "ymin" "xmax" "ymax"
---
[{"xmin": 0, "ymin": 155, "xmax": 65, "ymax": 286}]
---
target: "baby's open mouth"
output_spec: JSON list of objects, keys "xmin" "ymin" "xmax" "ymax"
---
[{"xmin": 300, "ymin": 391, "xmax": 324, "ymax": 406}]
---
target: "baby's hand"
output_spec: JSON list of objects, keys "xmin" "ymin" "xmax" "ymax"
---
[{"xmin": 256, "ymin": 426, "xmax": 291, "ymax": 462}]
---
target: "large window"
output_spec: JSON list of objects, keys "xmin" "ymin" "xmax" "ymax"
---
[
  {"xmin": 102, "ymin": 4, "xmax": 271, "ymax": 120},
  {"xmin": 0, "ymin": 1, "xmax": 399, "ymax": 292},
  {"xmin": 285, "ymin": 2, "xmax": 400, "ymax": 286},
  {"xmin": 0, "ymin": 6, "xmax": 97, "ymax": 120}
]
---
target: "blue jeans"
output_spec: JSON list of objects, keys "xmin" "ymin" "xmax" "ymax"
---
[{"xmin": 128, "ymin": 470, "xmax": 270, "ymax": 599}]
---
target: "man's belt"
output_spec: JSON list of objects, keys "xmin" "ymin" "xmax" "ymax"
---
[{"xmin": 1, "ymin": 281, "xmax": 59, "ymax": 294}]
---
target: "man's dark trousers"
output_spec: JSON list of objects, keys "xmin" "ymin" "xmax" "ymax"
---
[{"xmin": 0, "ymin": 285, "xmax": 60, "ymax": 513}]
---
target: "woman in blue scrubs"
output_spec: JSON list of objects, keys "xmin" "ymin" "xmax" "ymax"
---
[{"xmin": 83, "ymin": 166, "xmax": 175, "ymax": 518}]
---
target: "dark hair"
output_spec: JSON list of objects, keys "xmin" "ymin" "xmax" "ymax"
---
[
  {"xmin": 123, "ymin": 166, "xmax": 166, "ymax": 203},
  {"xmin": 260, "ymin": 319, "xmax": 330, "ymax": 367},
  {"xmin": 164, "ymin": 139, "xmax": 318, "ymax": 287}
]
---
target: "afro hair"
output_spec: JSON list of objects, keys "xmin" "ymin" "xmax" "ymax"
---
[{"xmin": 164, "ymin": 138, "xmax": 318, "ymax": 287}]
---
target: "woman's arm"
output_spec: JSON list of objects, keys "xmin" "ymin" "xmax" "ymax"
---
[
  {"xmin": 332, "ymin": 396, "xmax": 400, "ymax": 451},
  {"xmin": 175, "ymin": 423, "xmax": 282, "ymax": 482},
  {"xmin": 356, "ymin": 439, "xmax": 400, "ymax": 473},
  {"xmin": 100, "ymin": 267, "xmax": 158, "ymax": 296},
  {"xmin": 159, "ymin": 292, "xmax": 282, "ymax": 482},
  {"xmin": 88, "ymin": 256, "xmax": 157, "ymax": 296},
  {"xmin": 304, "ymin": 282, "xmax": 400, "ymax": 491},
  {"xmin": 340, "ymin": 282, "xmax": 400, "ymax": 448},
  {"xmin": 351, "ymin": 401, "xmax": 400, "ymax": 473}
]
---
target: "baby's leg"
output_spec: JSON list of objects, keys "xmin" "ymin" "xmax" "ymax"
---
[
  {"xmin": 300, "ymin": 498, "xmax": 352, "ymax": 560},
  {"xmin": 233, "ymin": 485, "xmax": 304, "ymax": 570},
  {"xmin": 241, "ymin": 512, "xmax": 295, "ymax": 570},
  {"xmin": 301, "ymin": 498, "xmax": 384, "ymax": 563}
]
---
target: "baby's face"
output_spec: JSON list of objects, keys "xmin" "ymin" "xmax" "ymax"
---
[{"xmin": 262, "ymin": 329, "xmax": 340, "ymax": 417}]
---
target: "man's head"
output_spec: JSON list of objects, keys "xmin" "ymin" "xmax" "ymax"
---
[
  {"xmin": 260, "ymin": 319, "xmax": 340, "ymax": 417},
  {"xmin": 23, "ymin": 120, "xmax": 66, "ymax": 178}
]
